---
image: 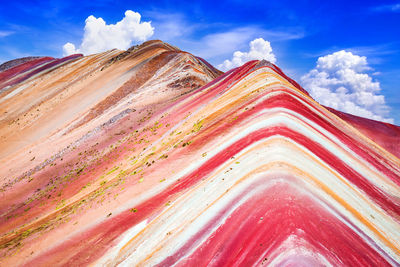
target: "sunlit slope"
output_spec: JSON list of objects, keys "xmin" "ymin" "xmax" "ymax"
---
[
  {"xmin": 0, "ymin": 50, "xmax": 399, "ymax": 266},
  {"xmin": 0, "ymin": 40, "xmax": 220, "ymax": 160}
]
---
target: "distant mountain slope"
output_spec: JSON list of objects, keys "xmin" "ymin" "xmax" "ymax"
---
[
  {"xmin": 0, "ymin": 57, "xmax": 45, "ymax": 72},
  {"xmin": 327, "ymin": 107, "xmax": 400, "ymax": 158},
  {"xmin": 0, "ymin": 42, "xmax": 399, "ymax": 266}
]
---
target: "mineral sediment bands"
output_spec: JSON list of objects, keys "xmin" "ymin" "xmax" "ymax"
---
[{"xmin": 0, "ymin": 41, "xmax": 399, "ymax": 266}]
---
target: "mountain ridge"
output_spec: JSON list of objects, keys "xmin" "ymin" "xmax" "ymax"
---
[{"xmin": 0, "ymin": 40, "xmax": 399, "ymax": 266}]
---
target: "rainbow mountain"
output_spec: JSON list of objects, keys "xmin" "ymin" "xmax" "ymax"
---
[{"xmin": 0, "ymin": 40, "xmax": 399, "ymax": 266}]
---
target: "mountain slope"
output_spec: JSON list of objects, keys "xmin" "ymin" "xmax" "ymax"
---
[{"xmin": 0, "ymin": 43, "xmax": 399, "ymax": 266}]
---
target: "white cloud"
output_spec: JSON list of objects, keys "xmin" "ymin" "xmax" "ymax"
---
[
  {"xmin": 62, "ymin": 10, "xmax": 154, "ymax": 56},
  {"xmin": 301, "ymin": 50, "xmax": 394, "ymax": 123},
  {"xmin": 144, "ymin": 11, "xmax": 197, "ymax": 42},
  {"xmin": 202, "ymin": 29, "xmax": 258, "ymax": 59},
  {"xmin": 0, "ymin": 31, "xmax": 14, "ymax": 38},
  {"xmin": 183, "ymin": 27, "xmax": 265, "ymax": 61},
  {"xmin": 372, "ymin": 3, "xmax": 400, "ymax": 12},
  {"xmin": 174, "ymin": 25, "xmax": 303, "ymax": 65},
  {"xmin": 62, "ymin": 42, "xmax": 76, "ymax": 56},
  {"xmin": 217, "ymin": 38, "xmax": 276, "ymax": 71}
]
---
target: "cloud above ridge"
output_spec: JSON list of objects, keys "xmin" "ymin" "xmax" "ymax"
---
[
  {"xmin": 218, "ymin": 38, "xmax": 276, "ymax": 71},
  {"xmin": 301, "ymin": 50, "xmax": 393, "ymax": 123},
  {"xmin": 63, "ymin": 10, "xmax": 154, "ymax": 56}
]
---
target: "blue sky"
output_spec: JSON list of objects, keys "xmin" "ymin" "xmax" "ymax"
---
[{"xmin": 0, "ymin": 0, "xmax": 399, "ymax": 123}]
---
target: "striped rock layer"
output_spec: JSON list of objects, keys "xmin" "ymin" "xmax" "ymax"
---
[{"xmin": 0, "ymin": 41, "xmax": 399, "ymax": 266}]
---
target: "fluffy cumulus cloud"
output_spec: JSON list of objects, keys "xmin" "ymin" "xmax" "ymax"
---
[
  {"xmin": 218, "ymin": 38, "xmax": 276, "ymax": 71},
  {"xmin": 301, "ymin": 50, "xmax": 393, "ymax": 123},
  {"xmin": 63, "ymin": 10, "xmax": 154, "ymax": 56}
]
